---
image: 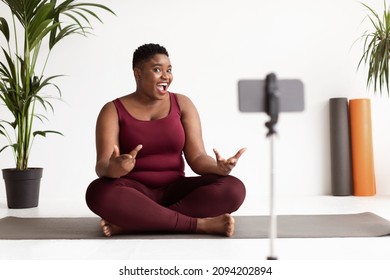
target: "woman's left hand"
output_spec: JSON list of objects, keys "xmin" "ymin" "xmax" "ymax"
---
[{"xmin": 213, "ymin": 147, "xmax": 246, "ymax": 176}]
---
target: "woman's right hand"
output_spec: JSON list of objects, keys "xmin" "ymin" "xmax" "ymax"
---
[{"xmin": 107, "ymin": 144, "xmax": 143, "ymax": 178}]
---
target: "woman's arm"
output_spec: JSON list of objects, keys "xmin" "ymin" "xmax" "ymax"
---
[
  {"xmin": 177, "ymin": 94, "xmax": 245, "ymax": 176},
  {"xmin": 95, "ymin": 102, "xmax": 142, "ymax": 178}
]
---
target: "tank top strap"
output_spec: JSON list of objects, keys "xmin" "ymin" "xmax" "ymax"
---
[
  {"xmin": 170, "ymin": 92, "xmax": 182, "ymax": 117},
  {"xmin": 112, "ymin": 98, "xmax": 127, "ymax": 121},
  {"xmin": 112, "ymin": 93, "xmax": 181, "ymax": 120}
]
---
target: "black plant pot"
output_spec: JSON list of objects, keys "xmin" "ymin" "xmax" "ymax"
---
[{"xmin": 2, "ymin": 168, "xmax": 43, "ymax": 209}]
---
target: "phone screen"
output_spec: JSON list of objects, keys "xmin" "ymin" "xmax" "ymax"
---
[{"xmin": 238, "ymin": 79, "xmax": 304, "ymax": 113}]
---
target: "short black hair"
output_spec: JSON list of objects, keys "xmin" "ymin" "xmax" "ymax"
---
[{"xmin": 132, "ymin": 43, "xmax": 169, "ymax": 69}]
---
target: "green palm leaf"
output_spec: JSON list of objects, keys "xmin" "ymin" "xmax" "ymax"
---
[
  {"xmin": 0, "ymin": 0, "xmax": 115, "ymax": 169},
  {"xmin": 0, "ymin": 17, "xmax": 10, "ymax": 41},
  {"xmin": 358, "ymin": 1, "xmax": 390, "ymax": 95}
]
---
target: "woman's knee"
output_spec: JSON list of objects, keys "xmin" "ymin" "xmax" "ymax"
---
[
  {"xmin": 85, "ymin": 177, "xmax": 117, "ymax": 214},
  {"xmin": 227, "ymin": 175, "xmax": 246, "ymax": 207},
  {"xmin": 221, "ymin": 175, "xmax": 246, "ymax": 211}
]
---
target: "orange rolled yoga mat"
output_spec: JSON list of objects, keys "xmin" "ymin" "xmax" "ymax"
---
[{"xmin": 349, "ymin": 98, "xmax": 376, "ymax": 196}]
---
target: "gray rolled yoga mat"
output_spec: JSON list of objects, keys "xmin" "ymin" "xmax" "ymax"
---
[{"xmin": 329, "ymin": 98, "xmax": 353, "ymax": 196}]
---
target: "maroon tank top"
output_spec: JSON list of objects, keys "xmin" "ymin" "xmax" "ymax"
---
[{"xmin": 113, "ymin": 93, "xmax": 185, "ymax": 188}]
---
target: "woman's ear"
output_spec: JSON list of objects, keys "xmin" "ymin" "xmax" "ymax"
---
[{"xmin": 134, "ymin": 68, "xmax": 141, "ymax": 81}]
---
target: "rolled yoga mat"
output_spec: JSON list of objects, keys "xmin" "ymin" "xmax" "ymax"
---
[
  {"xmin": 329, "ymin": 98, "xmax": 353, "ymax": 196},
  {"xmin": 349, "ymin": 98, "xmax": 376, "ymax": 196}
]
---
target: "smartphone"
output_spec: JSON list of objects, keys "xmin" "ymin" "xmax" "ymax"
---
[{"xmin": 238, "ymin": 79, "xmax": 304, "ymax": 112}]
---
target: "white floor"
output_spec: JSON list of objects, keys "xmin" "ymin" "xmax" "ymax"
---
[{"xmin": 1, "ymin": 195, "xmax": 390, "ymax": 261}]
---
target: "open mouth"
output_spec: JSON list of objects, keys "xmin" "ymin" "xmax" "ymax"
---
[{"xmin": 157, "ymin": 83, "xmax": 168, "ymax": 92}]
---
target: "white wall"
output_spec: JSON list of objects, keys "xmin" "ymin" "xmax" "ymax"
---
[{"xmin": 1, "ymin": 0, "xmax": 390, "ymax": 215}]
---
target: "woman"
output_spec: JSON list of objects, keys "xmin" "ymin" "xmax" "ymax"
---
[{"xmin": 86, "ymin": 43, "xmax": 246, "ymax": 237}]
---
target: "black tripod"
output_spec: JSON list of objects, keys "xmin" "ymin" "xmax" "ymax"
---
[
  {"xmin": 264, "ymin": 73, "xmax": 279, "ymax": 260},
  {"xmin": 238, "ymin": 72, "xmax": 304, "ymax": 260}
]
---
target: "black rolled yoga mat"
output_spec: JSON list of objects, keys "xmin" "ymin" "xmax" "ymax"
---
[
  {"xmin": 0, "ymin": 213, "xmax": 390, "ymax": 239},
  {"xmin": 329, "ymin": 98, "xmax": 353, "ymax": 196}
]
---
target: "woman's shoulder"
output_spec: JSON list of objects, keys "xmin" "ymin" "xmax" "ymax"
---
[
  {"xmin": 100, "ymin": 100, "xmax": 116, "ymax": 113},
  {"xmin": 97, "ymin": 99, "xmax": 120, "ymax": 122},
  {"xmin": 173, "ymin": 92, "xmax": 186, "ymax": 101},
  {"xmin": 173, "ymin": 93, "xmax": 198, "ymax": 116},
  {"xmin": 174, "ymin": 93, "xmax": 195, "ymax": 108},
  {"xmin": 100, "ymin": 93, "xmax": 130, "ymax": 113}
]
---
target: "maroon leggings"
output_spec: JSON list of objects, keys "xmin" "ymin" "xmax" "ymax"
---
[{"xmin": 85, "ymin": 174, "xmax": 245, "ymax": 233}]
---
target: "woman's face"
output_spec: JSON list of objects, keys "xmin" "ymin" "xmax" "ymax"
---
[{"xmin": 135, "ymin": 54, "xmax": 173, "ymax": 99}]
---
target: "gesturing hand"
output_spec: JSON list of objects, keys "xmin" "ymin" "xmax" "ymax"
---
[
  {"xmin": 109, "ymin": 144, "xmax": 143, "ymax": 177},
  {"xmin": 213, "ymin": 147, "xmax": 246, "ymax": 176}
]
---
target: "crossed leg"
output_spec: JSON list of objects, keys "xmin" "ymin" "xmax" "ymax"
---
[{"xmin": 85, "ymin": 175, "xmax": 245, "ymax": 237}]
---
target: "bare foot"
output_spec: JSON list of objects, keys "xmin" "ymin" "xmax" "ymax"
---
[
  {"xmin": 100, "ymin": 219, "xmax": 124, "ymax": 237},
  {"xmin": 196, "ymin": 213, "xmax": 235, "ymax": 237}
]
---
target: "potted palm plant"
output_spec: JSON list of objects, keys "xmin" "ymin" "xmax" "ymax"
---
[
  {"xmin": 0, "ymin": 0, "xmax": 114, "ymax": 208},
  {"xmin": 358, "ymin": 1, "xmax": 390, "ymax": 95}
]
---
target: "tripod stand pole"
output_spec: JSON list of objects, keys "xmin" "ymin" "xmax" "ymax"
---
[
  {"xmin": 267, "ymin": 133, "xmax": 277, "ymax": 260},
  {"xmin": 238, "ymin": 72, "xmax": 304, "ymax": 260},
  {"xmin": 265, "ymin": 73, "xmax": 279, "ymax": 260}
]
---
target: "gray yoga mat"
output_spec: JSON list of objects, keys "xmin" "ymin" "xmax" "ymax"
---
[
  {"xmin": 329, "ymin": 98, "xmax": 353, "ymax": 196},
  {"xmin": 0, "ymin": 212, "xmax": 389, "ymax": 240}
]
